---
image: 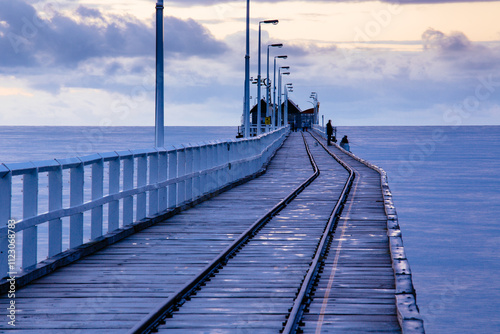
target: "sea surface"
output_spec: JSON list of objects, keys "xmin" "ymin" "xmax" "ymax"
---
[{"xmin": 1, "ymin": 125, "xmax": 499, "ymax": 333}]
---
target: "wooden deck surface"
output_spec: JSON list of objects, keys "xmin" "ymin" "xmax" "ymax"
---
[
  {"xmin": 153, "ymin": 133, "xmax": 350, "ymax": 333},
  {"xmin": 0, "ymin": 132, "xmax": 401, "ymax": 333},
  {"xmin": 302, "ymin": 141, "xmax": 400, "ymax": 333},
  {"xmin": 0, "ymin": 134, "xmax": 312, "ymax": 333}
]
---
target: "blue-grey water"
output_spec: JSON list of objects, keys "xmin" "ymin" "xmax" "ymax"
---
[
  {"xmin": 1, "ymin": 125, "xmax": 499, "ymax": 333},
  {"xmin": 0, "ymin": 126, "xmax": 237, "ymax": 163}
]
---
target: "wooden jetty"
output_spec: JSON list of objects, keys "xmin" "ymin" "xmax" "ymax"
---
[{"xmin": 0, "ymin": 130, "xmax": 424, "ymax": 333}]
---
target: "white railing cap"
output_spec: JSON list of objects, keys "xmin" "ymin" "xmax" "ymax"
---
[
  {"xmin": 146, "ymin": 148, "xmax": 160, "ymax": 156},
  {"xmin": 116, "ymin": 150, "xmax": 134, "ymax": 158},
  {"xmin": 166, "ymin": 145, "xmax": 177, "ymax": 153},
  {"xmin": 189, "ymin": 142, "xmax": 203, "ymax": 149},
  {"xmin": 156, "ymin": 147, "xmax": 168, "ymax": 154},
  {"xmin": 0, "ymin": 164, "xmax": 10, "ymax": 177},
  {"xmin": 55, "ymin": 157, "xmax": 83, "ymax": 169},
  {"xmin": 32, "ymin": 159, "xmax": 61, "ymax": 172},
  {"xmin": 131, "ymin": 148, "xmax": 151, "ymax": 156},
  {"xmin": 129, "ymin": 147, "xmax": 158, "ymax": 156},
  {"xmin": 80, "ymin": 154, "xmax": 103, "ymax": 165},
  {"xmin": 98, "ymin": 151, "xmax": 119, "ymax": 161},
  {"xmin": 5, "ymin": 161, "xmax": 37, "ymax": 175}
]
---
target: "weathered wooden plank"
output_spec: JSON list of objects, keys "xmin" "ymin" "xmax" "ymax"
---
[
  {"xmin": 302, "ymin": 136, "xmax": 400, "ymax": 333},
  {"xmin": 3, "ymin": 133, "xmax": 315, "ymax": 332}
]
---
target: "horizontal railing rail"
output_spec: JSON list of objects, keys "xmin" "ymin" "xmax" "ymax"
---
[{"xmin": 0, "ymin": 127, "xmax": 289, "ymax": 278}]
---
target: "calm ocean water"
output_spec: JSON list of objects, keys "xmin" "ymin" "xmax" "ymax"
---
[
  {"xmin": 336, "ymin": 126, "xmax": 500, "ymax": 334},
  {"xmin": 0, "ymin": 126, "xmax": 237, "ymax": 163},
  {"xmin": 1, "ymin": 125, "xmax": 499, "ymax": 333}
]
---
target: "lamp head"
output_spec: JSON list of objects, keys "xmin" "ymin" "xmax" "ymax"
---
[
  {"xmin": 282, "ymin": 72, "xmax": 290, "ymax": 75},
  {"xmin": 277, "ymin": 55, "xmax": 288, "ymax": 59},
  {"xmin": 281, "ymin": 66, "xmax": 290, "ymax": 70},
  {"xmin": 271, "ymin": 43, "xmax": 283, "ymax": 48},
  {"xmin": 264, "ymin": 19, "xmax": 279, "ymax": 25}
]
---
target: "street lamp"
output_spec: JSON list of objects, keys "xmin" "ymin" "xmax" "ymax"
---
[
  {"xmin": 266, "ymin": 44, "xmax": 283, "ymax": 131},
  {"xmin": 155, "ymin": 0, "xmax": 164, "ymax": 147},
  {"xmin": 285, "ymin": 83, "xmax": 293, "ymax": 126},
  {"xmin": 278, "ymin": 67, "xmax": 290, "ymax": 128},
  {"xmin": 257, "ymin": 20, "xmax": 279, "ymax": 135},
  {"xmin": 310, "ymin": 92, "xmax": 318, "ymax": 124},
  {"xmin": 273, "ymin": 55, "xmax": 287, "ymax": 129},
  {"xmin": 243, "ymin": 0, "xmax": 251, "ymax": 138}
]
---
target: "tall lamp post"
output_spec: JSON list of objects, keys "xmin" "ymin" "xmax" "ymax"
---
[
  {"xmin": 278, "ymin": 67, "xmax": 290, "ymax": 128},
  {"xmin": 266, "ymin": 44, "xmax": 283, "ymax": 131},
  {"xmin": 243, "ymin": 0, "xmax": 251, "ymax": 137},
  {"xmin": 285, "ymin": 83, "xmax": 293, "ymax": 126},
  {"xmin": 155, "ymin": 0, "xmax": 164, "ymax": 147},
  {"xmin": 310, "ymin": 92, "xmax": 318, "ymax": 124},
  {"xmin": 273, "ymin": 55, "xmax": 287, "ymax": 129},
  {"xmin": 257, "ymin": 20, "xmax": 279, "ymax": 135}
]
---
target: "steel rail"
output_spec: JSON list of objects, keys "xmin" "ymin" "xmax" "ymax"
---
[
  {"xmin": 129, "ymin": 133, "xmax": 320, "ymax": 334},
  {"xmin": 282, "ymin": 131, "xmax": 356, "ymax": 334}
]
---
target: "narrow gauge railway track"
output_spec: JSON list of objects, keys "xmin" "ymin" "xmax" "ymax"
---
[
  {"xmin": 283, "ymin": 131, "xmax": 354, "ymax": 333},
  {"xmin": 287, "ymin": 131, "xmax": 402, "ymax": 333},
  {"xmin": 130, "ymin": 133, "xmax": 354, "ymax": 334}
]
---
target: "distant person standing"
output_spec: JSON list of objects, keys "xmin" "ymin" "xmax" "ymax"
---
[
  {"xmin": 340, "ymin": 135, "xmax": 350, "ymax": 152},
  {"xmin": 326, "ymin": 120, "xmax": 334, "ymax": 146}
]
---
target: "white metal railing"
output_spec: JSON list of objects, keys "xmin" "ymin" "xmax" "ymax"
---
[
  {"xmin": 313, "ymin": 124, "xmax": 326, "ymax": 137},
  {"xmin": 0, "ymin": 127, "xmax": 289, "ymax": 277},
  {"xmin": 312, "ymin": 124, "xmax": 324, "ymax": 132},
  {"xmin": 243, "ymin": 125, "xmax": 286, "ymax": 137}
]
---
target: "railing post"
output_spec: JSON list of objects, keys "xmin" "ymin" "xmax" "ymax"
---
[
  {"xmin": 148, "ymin": 151, "xmax": 159, "ymax": 216},
  {"xmin": 158, "ymin": 150, "xmax": 168, "ymax": 212},
  {"xmin": 122, "ymin": 154, "xmax": 134, "ymax": 226},
  {"xmin": 185, "ymin": 147, "xmax": 193, "ymax": 202},
  {"xmin": 108, "ymin": 156, "xmax": 120, "ymax": 232},
  {"xmin": 22, "ymin": 165, "xmax": 38, "ymax": 269},
  {"xmin": 48, "ymin": 165, "xmax": 62, "ymax": 257},
  {"xmin": 223, "ymin": 142, "xmax": 230, "ymax": 186},
  {"xmin": 258, "ymin": 135, "xmax": 265, "ymax": 167},
  {"xmin": 213, "ymin": 142, "xmax": 220, "ymax": 189},
  {"xmin": 136, "ymin": 153, "xmax": 148, "ymax": 221},
  {"xmin": 69, "ymin": 161, "xmax": 84, "ymax": 249},
  {"xmin": 232, "ymin": 140, "xmax": 240, "ymax": 181},
  {"xmin": 227, "ymin": 142, "xmax": 233, "ymax": 183},
  {"xmin": 91, "ymin": 158, "xmax": 104, "ymax": 240},
  {"xmin": 177, "ymin": 147, "xmax": 186, "ymax": 206},
  {"xmin": 248, "ymin": 138, "xmax": 255, "ymax": 174},
  {"xmin": 192, "ymin": 146, "xmax": 200, "ymax": 200},
  {"xmin": 199, "ymin": 144, "xmax": 208, "ymax": 197},
  {"xmin": 243, "ymin": 140, "xmax": 250, "ymax": 177},
  {"xmin": 207, "ymin": 143, "xmax": 216, "ymax": 193},
  {"xmin": 239, "ymin": 140, "xmax": 245, "ymax": 178},
  {"xmin": 217, "ymin": 142, "xmax": 225, "ymax": 188},
  {"xmin": 0, "ymin": 165, "xmax": 12, "ymax": 277},
  {"xmin": 167, "ymin": 148, "xmax": 177, "ymax": 209}
]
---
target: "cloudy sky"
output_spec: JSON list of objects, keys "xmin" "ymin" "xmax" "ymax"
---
[{"xmin": 0, "ymin": 0, "xmax": 499, "ymax": 126}]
